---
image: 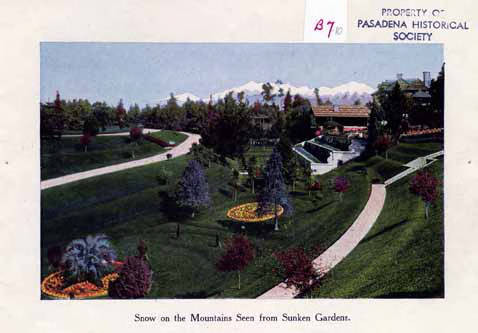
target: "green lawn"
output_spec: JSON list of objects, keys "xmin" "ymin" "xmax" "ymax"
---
[
  {"xmin": 243, "ymin": 146, "xmax": 274, "ymax": 168},
  {"xmin": 386, "ymin": 142, "xmax": 443, "ymax": 164},
  {"xmin": 309, "ymin": 160, "xmax": 444, "ymax": 298},
  {"xmin": 41, "ymin": 130, "xmax": 187, "ymax": 180},
  {"xmin": 41, "ymin": 154, "xmax": 373, "ymax": 299}
]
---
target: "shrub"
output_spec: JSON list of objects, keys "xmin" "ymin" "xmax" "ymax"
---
[
  {"xmin": 166, "ymin": 153, "xmax": 173, "ymax": 159},
  {"xmin": 47, "ymin": 245, "xmax": 63, "ymax": 271},
  {"xmin": 79, "ymin": 133, "xmax": 91, "ymax": 152},
  {"xmin": 334, "ymin": 176, "xmax": 350, "ymax": 201},
  {"xmin": 130, "ymin": 127, "xmax": 143, "ymax": 141},
  {"xmin": 108, "ymin": 240, "xmax": 153, "ymax": 299},
  {"xmin": 273, "ymin": 247, "xmax": 319, "ymax": 293},
  {"xmin": 60, "ymin": 234, "xmax": 116, "ymax": 287},
  {"xmin": 374, "ymin": 135, "xmax": 393, "ymax": 155}
]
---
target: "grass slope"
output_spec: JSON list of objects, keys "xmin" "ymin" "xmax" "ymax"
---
[
  {"xmin": 310, "ymin": 160, "xmax": 444, "ymax": 298},
  {"xmin": 41, "ymin": 130, "xmax": 187, "ymax": 180},
  {"xmin": 41, "ymin": 154, "xmax": 372, "ymax": 298}
]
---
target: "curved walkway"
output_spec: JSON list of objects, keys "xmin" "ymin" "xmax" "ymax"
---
[
  {"xmin": 257, "ymin": 184, "xmax": 386, "ymax": 299},
  {"xmin": 41, "ymin": 132, "xmax": 200, "ymax": 190},
  {"xmin": 62, "ymin": 128, "xmax": 162, "ymax": 137}
]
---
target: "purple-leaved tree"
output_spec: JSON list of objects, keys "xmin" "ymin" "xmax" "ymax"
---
[
  {"xmin": 257, "ymin": 148, "xmax": 293, "ymax": 231},
  {"xmin": 334, "ymin": 176, "xmax": 350, "ymax": 202},
  {"xmin": 176, "ymin": 159, "xmax": 211, "ymax": 218},
  {"xmin": 410, "ymin": 171, "xmax": 439, "ymax": 219}
]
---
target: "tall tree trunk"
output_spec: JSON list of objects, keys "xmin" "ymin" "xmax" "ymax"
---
[
  {"xmin": 191, "ymin": 211, "xmax": 195, "ymax": 218},
  {"xmin": 274, "ymin": 200, "xmax": 279, "ymax": 231},
  {"xmin": 251, "ymin": 179, "xmax": 255, "ymax": 194},
  {"xmin": 425, "ymin": 202, "xmax": 430, "ymax": 219},
  {"xmin": 238, "ymin": 271, "xmax": 241, "ymax": 290}
]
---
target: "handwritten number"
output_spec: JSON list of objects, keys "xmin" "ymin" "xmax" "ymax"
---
[
  {"xmin": 327, "ymin": 21, "xmax": 335, "ymax": 38},
  {"xmin": 314, "ymin": 19, "xmax": 336, "ymax": 39}
]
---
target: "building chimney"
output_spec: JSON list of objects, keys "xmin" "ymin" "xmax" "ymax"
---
[
  {"xmin": 423, "ymin": 71, "xmax": 431, "ymax": 88},
  {"xmin": 396, "ymin": 73, "xmax": 403, "ymax": 80}
]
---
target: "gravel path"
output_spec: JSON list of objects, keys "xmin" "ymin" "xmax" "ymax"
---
[
  {"xmin": 41, "ymin": 132, "xmax": 200, "ymax": 190},
  {"xmin": 257, "ymin": 184, "xmax": 386, "ymax": 299}
]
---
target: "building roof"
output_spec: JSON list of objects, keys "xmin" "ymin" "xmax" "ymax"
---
[
  {"xmin": 380, "ymin": 78, "xmax": 427, "ymax": 92},
  {"xmin": 312, "ymin": 105, "xmax": 370, "ymax": 118},
  {"xmin": 413, "ymin": 90, "xmax": 431, "ymax": 98}
]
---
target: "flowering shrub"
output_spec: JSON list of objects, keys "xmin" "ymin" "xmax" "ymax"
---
[
  {"xmin": 61, "ymin": 234, "xmax": 117, "ymax": 287},
  {"xmin": 273, "ymin": 247, "xmax": 319, "ymax": 292},
  {"xmin": 216, "ymin": 235, "xmax": 255, "ymax": 289},
  {"xmin": 108, "ymin": 255, "xmax": 153, "ymax": 299},
  {"xmin": 226, "ymin": 202, "xmax": 284, "ymax": 223},
  {"xmin": 144, "ymin": 134, "xmax": 175, "ymax": 147},
  {"xmin": 410, "ymin": 171, "xmax": 439, "ymax": 219},
  {"xmin": 401, "ymin": 128, "xmax": 443, "ymax": 137},
  {"xmin": 130, "ymin": 127, "xmax": 143, "ymax": 141},
  {"xmin": 79, "ymin": 133, "xmax": 91, "ymax": 152},
  {"xmin": 374, "ymin": 135, "xmax": 393, "ymax": 154},
  {"xmin": 334, "ymin": 176, "xmax": 350, "ymax": 201},
  {"xmin": 309, "ymin": 181, "xmax": 321, "ymax": 191}
]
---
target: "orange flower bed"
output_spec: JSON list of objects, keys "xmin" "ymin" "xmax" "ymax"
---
[
  {"xmin": 402, "ymin": 128, "xmax": 443, "ymax": 137},
  {"xmin": 41, "ymin": 270, "xmax": 120, "ymax": 299},
  {"xmin": 226, "ymin": 202, "xmax": 283, "ymax": 223}
]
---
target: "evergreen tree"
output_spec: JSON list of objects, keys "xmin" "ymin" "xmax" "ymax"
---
[
  {"xmin": 283, "ymin": 89, "xmax": 292, "ymax": 111},
  {"xmin": 366, "ymin": 101, "xmax": 380, "ymax": 151},
  {"xmin": 313, "ymin": 88, "xmax": 322, "ymax": 106},
  {"xmin": 116, "ymin": 99, "xmax": 127, "ymax": 129},
  {"xmin": 382, "ymin": 82, "xmax": 408, "ymax": 139},
  {"xmin": 257, "ymin": 149, "xmax": 293, "ymax": 231},
  {"xmin": 176, "ymin": 160, "xmax": 211, "ymax": 217},
  {"xmin": 430, "ymin": 63, "xmax": 445, "ymax": 128}
]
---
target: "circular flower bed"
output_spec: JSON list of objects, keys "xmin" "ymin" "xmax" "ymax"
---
[
  {"xmin": 41, "ymin": 261, "xmax": 123, "ymax": 299},
  {"xmin": 226, "ymin": 202, "xmax": 283, "ymax": 223}
]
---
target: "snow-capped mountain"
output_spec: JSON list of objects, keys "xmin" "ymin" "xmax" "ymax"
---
[
  {"xmin": 158, "ymin": 92, "xmax": 201, "ymax": 105},
  {"xmin": 159, "ymin": 80, "xmax": 374, "ymax": 106}
]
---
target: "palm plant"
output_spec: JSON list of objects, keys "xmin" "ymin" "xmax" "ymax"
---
[{"xmin": 61, "ymin": 234, "xmax": 117, "ymax": 287}]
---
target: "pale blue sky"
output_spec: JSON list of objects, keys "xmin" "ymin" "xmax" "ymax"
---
[{"xmin": 40, "ymin": 43, "xmax": 443, "ymax": 107}]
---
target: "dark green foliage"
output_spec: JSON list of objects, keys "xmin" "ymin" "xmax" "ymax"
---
[
  {"xmin": 83, "ymin": 115, "xmax": 100, "ymax": 136},
  {"xmin": 429, "ymin": 63, "xmax": 445, "ymax": 128},
  {"xmin": 200, "ymin": 93, "xmax": 252, "ymax": 159},
  {"xmin": 382, "ymin": 82, "xmax": 409, "ymax": 138},
  {"xmin": 285, "ymin": 99, "xmax": 315, "ymax": 144}
]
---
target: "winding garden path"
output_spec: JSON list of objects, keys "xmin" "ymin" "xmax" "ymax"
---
[
  {"xmin": 41, "ymin": 131, "xmax": 200, "ymax": 190},
  {"xmin": 257, "ymin": 184, "xmax": 387, "ymax": 299},
  {"xmin": 62, "ymin": 128, "xmax": 161, "ymax": 137}
]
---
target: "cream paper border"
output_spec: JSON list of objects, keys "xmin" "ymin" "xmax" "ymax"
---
[{"xmin": 1, "ymin": 0, "xmax": 477, "ymax": 332}]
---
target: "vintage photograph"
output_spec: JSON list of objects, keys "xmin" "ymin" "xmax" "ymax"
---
[{"xmin": 40, "ymin": 43, "xmax": 444, "ymax": 299}]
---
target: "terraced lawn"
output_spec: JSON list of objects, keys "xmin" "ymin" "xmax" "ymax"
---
[
  {"xmin": 386, "ymin": 142, "xmax": 443, "ymax": 164},
  {"xmin": 41, "ymin": 155, "xmax": 373, "ymax": 299},
  {"xmin": 41, "ymin": 130, "xmax": 187, "ymax": 180},
  {"xmin": 309, "ymin": 160, "xmax": 444, "ymax": 298}
]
